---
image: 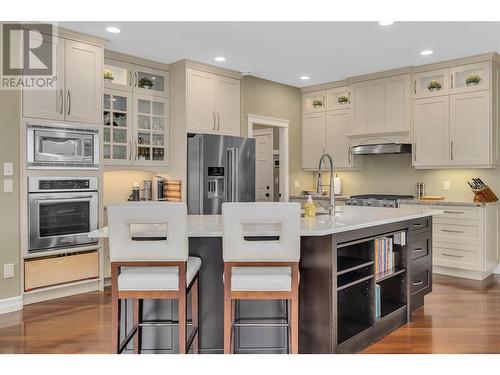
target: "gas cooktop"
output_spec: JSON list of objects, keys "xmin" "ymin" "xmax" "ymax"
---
[{"xmin": 346, "ymin": 194, "xmax": 414, "ymax": 208}]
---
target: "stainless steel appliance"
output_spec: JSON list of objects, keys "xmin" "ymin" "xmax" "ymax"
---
[
  {"xmin": 142, "ymin": 180, "xmax": 153, "ymax": 201},
  {"xmin": 152, "ymin": 176, "xmax": 165, "ymax": 200},
  {"xmin": 28, "ymin": 177, "xmax": 99, "ymax": 253},
  {"xmin": 187, "ymin": 134, "xmax": 255, "ymax": 214},
  {"xmin": 350, "ymin": 143, "xmax": 412, "ymax": 155},
  {"xmin": 346, "ymin": 194, "xmax": 414, "ymax": 208},
  {"xmin": 27, "ymin": 123, "xmax": 99, "ymax": 169}
]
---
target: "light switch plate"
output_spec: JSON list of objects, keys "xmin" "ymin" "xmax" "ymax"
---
[
  {"xmin": 3, "ymin": 179, "xmax": 13, "ymax": 193},
  {"xmin": 3, "ymin": 162, "xmax": 13, "ymax": 176},
  {"xmin": 3, "ymin": 264, "xmax": 14, "ymax": 279},
  {"xmin": 294, "ymin": 180, "xmax": 300, "ymax": 188},
  {"xmin": 443, "ymin": 181, "xmax": 451, "ymax": 191}
]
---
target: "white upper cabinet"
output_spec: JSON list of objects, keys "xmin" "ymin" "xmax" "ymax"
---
[
  {"xmin": 350, "ymin": 74, "xmax": 411, "ymax": 135},
  {"xmin": 23, "ymin": 36, "xmax": 103, "ymax": 125},
  {"xmin": 186, "ymin": 68, "xmax": 240, "ymax": 136},
  {"xmin": 302, "ymin": 90, "xmax": 327, "ymax": 113},
  {"xmin": 449, "ymin": 91, "xmax": 490, "ymax": 166},
  {"xmin": 413, "ymin": 69, "xmax": 450, "ymax": 98},
  {"xmin": 65, "ymin": 40, "xmax": 103, "ymax": 124},
  {"xmin": 326, "ymin": 86, "xmax": 351, "ymax": 111},
  {"xmin": 450, "ymin": 62, "xmax": 490, "ymax": 94},
  {"xmin": 326, "ymin": 109, "xmax": 361, "ymax": 169},
  {"xmin": 413, "ymin": 96, "xmax": 450, "ymax": 167},
  {"xmin": 302, "ymin": 112, "xmax": 326, "ymax": 169},
  {"xmin": 104, "ymin": 58, "xmax": 133, "ymax": 91},
  {"xmin": 215, "ymin": 76, "xmax": 241, "ymax": 136},
  {"xmin": 103, "ymin": 89, "xmax": 133, "ymax": 165},
  {"xmin": 22, "ymin": 34, "xmax": 65, "ymax": 121},
  {"xmin": 132, "ymin": 65, "xmax": 169, "ymax": 97}
]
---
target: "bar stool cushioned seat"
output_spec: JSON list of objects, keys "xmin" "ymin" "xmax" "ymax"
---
[
  {"xmin": 118, "ymin": 257, "xmax": 202, "ymax": 291},
  {"xmin": 227, "ymin": 266, "xmax": 292, "ymax": 292}
]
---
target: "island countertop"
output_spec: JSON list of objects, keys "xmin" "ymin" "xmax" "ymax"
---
[{"xmin": 90, "ymin": 205, "xmax": 442, "ymax": 238}]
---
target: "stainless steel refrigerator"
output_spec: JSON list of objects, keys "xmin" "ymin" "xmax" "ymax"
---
[{"xmin": 187, "ymin": 134, "xmax": 255, "ymax": 214}]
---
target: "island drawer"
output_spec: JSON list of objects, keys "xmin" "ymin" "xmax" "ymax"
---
[
  {"xmin": 411, "ymin": 262, "xmax": 432, "ymax": 296},
  {"xmin": 411, "ymin": 231, "xmax": 431, "ymax": 262},
  {"xmin": 409, "ymin": 217, "xmax": 431, "ymax": 233}
]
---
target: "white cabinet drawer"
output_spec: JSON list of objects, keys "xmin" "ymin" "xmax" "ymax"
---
[
  {"xmin": 433, "ymin": 220, "xmax": 483, "ymax": 245},
  {"xmin": 433, "ymin": 242, "xmax": 483, "ymax": 271},
  {"xmin": 433, "ymin": 205, "xmax": 483, "ymax": 221}
]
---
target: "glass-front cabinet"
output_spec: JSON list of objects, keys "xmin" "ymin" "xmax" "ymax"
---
[
  {"xmin": 133, "ymin": 65, "xmax": 169, "ymax": 97},
  {"xmin": 413, "ymin": 69, "xmax": 450, "ymax": 99},
  {"xmin": 104, "ymin": 58, "xmax": 133, "ymax": 91},
  {"xmin": 450, "ymin": 62, "xmax": 490, "ymax": 94},
  {"xmin": 103, "ymin": 90, "xmax": 132, "ymax": 165},
  {"xmin": 133, "ymin": 94, "xmax": 169, "ymax": 166}
]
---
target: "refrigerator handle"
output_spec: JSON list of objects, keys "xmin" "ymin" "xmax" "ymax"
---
[
  {"xmin": 226, "ymin": 148, "xmax": 238, "ymax": 202},
  {"xmin": 226, "ymin": 148, "xmax": 232, "ymax": 202},
  {"xmin": 233, "ymin": 148, "xmax": 239, "ymax": 202}
]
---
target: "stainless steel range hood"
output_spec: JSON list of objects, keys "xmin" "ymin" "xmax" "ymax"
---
[{"xmin": 350, "ymin": 143, "xmax": 412, "ymax": 155}]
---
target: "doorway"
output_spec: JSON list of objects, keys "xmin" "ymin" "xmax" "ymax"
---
[{"xmin": 247, "ymin": 114, "xmax": 289, "ymax": 202}]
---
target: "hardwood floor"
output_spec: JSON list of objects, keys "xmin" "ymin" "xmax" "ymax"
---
[{"xmin": 0, "ymin": 274, "xmax": 499, "ymax": 354}]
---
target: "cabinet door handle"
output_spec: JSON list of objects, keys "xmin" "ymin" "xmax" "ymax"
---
[
  {"xmin": 414, "ymin": 80, "xmax": 417, "ymax": 94},
  {"xmin": 217, "ymin": 112, "xmax": 220, "ymax": 131},
  {"xmin": 451, "ymin": 74, "xmax": 454, "ymax": 89},
  {"xmin": 67, "ymin": 91, "xmax": 71, "ymax": 116},
  {"xmin": 441, "ymin": 253, "xmax": 463, "ymax": 258},
  {"xmin": 135, "ymin": 72, "xmax": 138, "ymax": 87},
  {"xmin": 213, "ymin": 112, "xmax": 216, "ymax": 131},
  {"xmin": 129, "ymin": 71, "xmax": 132, "ymax": 87},
  {"xmin": 413, "ymin": 247, "xmax": 424, "ymax": 253},
  {"xmin": 450, "ymin": 140, "xmax": 454, "ymax": 160},
  {"xmin": 443, "ymin": 210, "xmax": 464, "ymax": 214},
  {"xmin": 441, "ymin": 229, "xmax": 464, "ymax": 233},
  {"xmin": 348, "ymin": 91, "xmax": 351, "ymax": 104},
  {"xmin": 414, "ymin": 143, "xmax": 417, "ymax": 162},
  {"xmin": 59, "ymin": 89, "xmax": 63, "ymax": 114},
  {"xmin": 128, "ymin": 140, "xmax": 132, "ymax": 160},
  {"xmin": 413, "ymin": 223, "xmax": 424, "ymax": 228},
  {"xmin": 348, "ymin": 146, "xmax": 351, "ymax": 164}
]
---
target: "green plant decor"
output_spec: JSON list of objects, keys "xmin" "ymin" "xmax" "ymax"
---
[
  {"xmin": 465, "ymin": 73, "xmax": 481, "ymax": 85},
  {"xmin": 103, "ymin": 70, "xmax": 114, "ymax": 81},
  {"xmin": 427, "ymin": 79, "xmax": 442, "ymax": 91},
  {"xmin": 337, "ymin": 95, "xmax": 349, "ymax": 104},
  {"xmin": 138, "ymin": 77, "xmax": 154, "ymax": 89},
  {"xmin": 312, "ymin": 99, "xmax": 323, "ymax": 108}
]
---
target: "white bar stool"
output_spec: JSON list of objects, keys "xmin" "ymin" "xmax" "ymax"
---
[
  {"xmin": 222, "ymin": 202, "xmax": 301, "ymax": 354},
  {"xmin": 107, "ymin": 202, "xmax": 201, "ymax": 354}
]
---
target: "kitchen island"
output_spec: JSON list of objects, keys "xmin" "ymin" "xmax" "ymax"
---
[{"xmin": 93, "ymin": 205, "xmax": 441, "ymax": 354}]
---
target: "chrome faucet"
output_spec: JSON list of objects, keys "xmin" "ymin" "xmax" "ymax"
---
[{"xmin": 316, "ymin": 153, "xmax": 335, "ymax": 216}]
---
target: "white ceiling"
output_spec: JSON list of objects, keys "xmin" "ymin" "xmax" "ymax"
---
[{"xmin": 60, "ymin": 22, "xmax": 500, "ymax": 87}]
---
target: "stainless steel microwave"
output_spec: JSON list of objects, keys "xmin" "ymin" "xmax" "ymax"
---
[{"xmin": 27, "ymin": 123, "xmax": 99, "ymax": 169}]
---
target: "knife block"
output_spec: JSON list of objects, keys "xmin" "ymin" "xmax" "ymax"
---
[{"xmin": 472, "ymin": 186, "xmax": 498, "ymax": 203}]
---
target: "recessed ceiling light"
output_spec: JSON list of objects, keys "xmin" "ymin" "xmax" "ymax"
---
[
  {"xmin": 378, "ymin": 21, "xmax": 394, "ymax": 26},
  {"xmin": 214, "ymin": 56, "xmax": 226, "ymax": 62},
  {"xmin": 105, "ymin": 26, "xmax": 121, "ymax": 34},
  {"xmin": 300, "ymin": 76, "xmax": 310, "ymax": 80},
  {"xmin": 420, "ymin": 50, "xmax": 434, "ymax": 56}
]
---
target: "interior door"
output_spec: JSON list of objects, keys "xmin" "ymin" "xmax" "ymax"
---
[
  {"xmin": 22, "ymin": 34, "xmax": 65, "ymax": 121},
  {"xmin": 413, "ymin": 96, "xmax": 450, "ymax": 167},
  {"xmin": 215, "ymin": 76, "xmax": 241, "ymax": 136},
  {"xmin": 65, "ymin": 40, "xmax": 102, "ymax": 124},
  {"xmin": 254, "ymin": 129, "xmax": 274, "ymax": 201},
  {"xmin": 187, "ymin": 69, "xmax": 216, "ymax": 134},
  {"xmin": 449, "ymin": 91, "xmax": 490, "ymax": 165}
]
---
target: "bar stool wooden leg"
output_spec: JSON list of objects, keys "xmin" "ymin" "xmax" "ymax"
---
[
  {"xmin": 178, "ymin": 262, "xmax": 187, "ymax": 354},
  {"xmin": 133, "ymin": 299, "xmax": 141, "ymax": 354},
  {"xmin": 290, "ymin": 264, "xmax": 299, "ymax": 354},
  {"xmin": 231, "ymin": 300, "xmax": 236, "ymax": 354},
  {"xmin": 111, "ymin": 264, "xmax": 120, "ymax": 354},
  {"xmin": 191, "ymin": 277, "xmax": 199, "ymax": 354},
  {"xmin": 223, "ymin": 264, "xmax": 233, "ymax": 354}
]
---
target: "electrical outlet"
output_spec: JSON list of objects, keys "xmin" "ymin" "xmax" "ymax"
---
[
  {"xmin": 294, "ymin": 180, "xmax": 300, "ymax": 188},
  {"xmin": 443, "ymin": 181, "xmax": 451, "ymax": 191},
  {"xmin": 3, "ymin": 264, "xmax": 14, "ymax": 279},
  {"xmin": 3, "ymin": 179, "xmax": 13, "ymax": 193},
  {"xmin": 3, "ymin": 162, "xmax": 13, "ymax": 176}
]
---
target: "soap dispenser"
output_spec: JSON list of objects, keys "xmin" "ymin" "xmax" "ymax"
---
[
  {"xmin": 334, "ymin": 174, "xmax": 342, "ymax": 195},
  {"xmin": 304, "ymin": 195, "xmax": 316, "ymax": 218}
]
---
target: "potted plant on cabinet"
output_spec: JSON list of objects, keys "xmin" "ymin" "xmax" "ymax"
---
[
  {"xmin": 312, "ymin": 99, "xmax": 323, "ymax": 108},
  {"xmin": 138, "ymin": 77, "xmax": 154, "ymax": 89},
  {"xmin": 337, "ymin": 95, "xmax": 349, "ymax": 104},
  {"xmin": 103, "ymin": 70, "xmax": 114, "ymax": 82},
  {"xmin": 465, "ymin": 73, "xmax": 481, "ymax": 86},
  {"xmin": 427, "ymin": 80, "xmax": 442, "ymax": 91}
]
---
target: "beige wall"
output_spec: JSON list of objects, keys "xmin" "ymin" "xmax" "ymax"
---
[
  {"xmin": 241, "ymin": 76, "xmax": 313, "ymax": 195},
  {"xmin": 0, "ymin": 90, "xmax": 21, "ymax": 300}
]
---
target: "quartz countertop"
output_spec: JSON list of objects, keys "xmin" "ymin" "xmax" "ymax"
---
[
  {"xmin": 89, "ymin": 205, "xmax": 442, "ymax": 239},
  {"xmin": 399, "ymin": 199, "xmax": 498, "ymax": 207}
]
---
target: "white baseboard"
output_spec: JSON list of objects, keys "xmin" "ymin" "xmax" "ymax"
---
[
  {"xmin": 0, "ymin": 295, "xmax": 23, "ymax": 315},
  {"xmin": 434, "ymin": 266, "xmax": 491, "ymax": 281}
]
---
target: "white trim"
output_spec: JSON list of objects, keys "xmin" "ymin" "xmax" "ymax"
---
[
  {"xmin": 0, "ymin": 295, "xmax": 23, "ymax": 315},
  {"xmin": 247, "ymin": 114, "xmax": 290, "ymax": 202},
  {"xmin": 23, "ymin": 279, "xmax": 100, "ymax": 305}
]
